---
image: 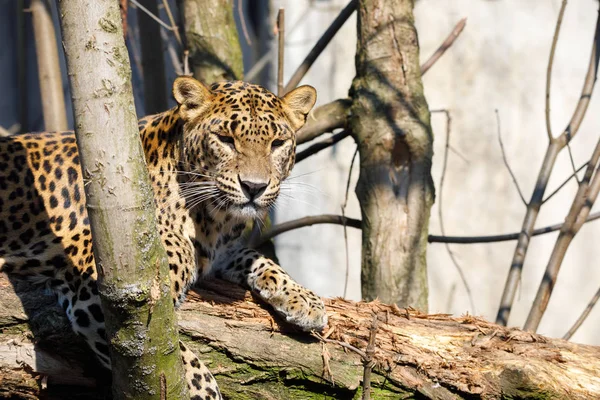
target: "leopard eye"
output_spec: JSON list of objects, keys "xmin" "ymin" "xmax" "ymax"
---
[
  {"xmin": 271, "ymin": 139, "xmax": 285, "ymax": 151},
  {"xmin": 216, "ymin": 134, "xmax": 235, "ymax": 149}
]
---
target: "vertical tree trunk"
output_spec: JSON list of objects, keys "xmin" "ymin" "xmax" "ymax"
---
[
  {"xmin": 137, "ymin": 0, "xmax": 167, "ymax": 114},
  {"xmin": 31, "ymin": 0, "xmax": 68, "ymax": 131},
  {"xmin": 179, "ymin": 0, "xmax": 243, "ymax": 83},
  {"xmin": 351, "ymin": 0, "xmax": 434, "ymax": 310},
  {"xmin": 58, "ymin": 1, "xmax": 188, "ymax": 399}
]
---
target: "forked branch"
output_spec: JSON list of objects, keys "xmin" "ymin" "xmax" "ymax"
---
[
  {"xmin": 496, "ymin": 7, "xmax": 600, "ymax": 326},
  {"xmin": 524, "ymin": 133, "xmax": 600, "ymax": 332}
]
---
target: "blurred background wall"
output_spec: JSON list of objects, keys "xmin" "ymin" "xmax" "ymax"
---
[{"xmin": 1, "ymin": 0, "xmax": 599, "ymax": 345}]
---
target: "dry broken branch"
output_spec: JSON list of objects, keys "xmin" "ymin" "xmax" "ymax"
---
[{"xmin": 2, "ymin": 275, "xmax": 600, "ymax": 399}]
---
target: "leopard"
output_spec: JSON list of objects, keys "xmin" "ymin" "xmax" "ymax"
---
[{"xmin": 0, "ymin": 76, "xmax": 327, "ymax": 399}]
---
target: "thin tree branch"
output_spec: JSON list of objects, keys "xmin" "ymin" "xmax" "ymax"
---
[
  {"xmin": 296, "ymin": 130, "xmax": 351, "ymax": 163},
  {"xmin": 161, "ymin": 0, "xmax": 182, "ymax": 45},
  {"xmin": 545, "ymin": 0, "xmax": 567, "ymax": 142},
  {"xmin": 312, "ymin": 332, "xmax": 367, "ymax": 360},
  {"xmin": 284, "ymin": 0, "xmax": 357, "ymax": 93},
  {"xmin": 420, "ymin": 18, "xmax": 467, "ymax": 74},
  {"xmin": 255, "ymin": 211, "xmax": 600, "ymax": 247},
  {"xmin": 524, "ymin": 134, "xmax": 600, "ymax": 332},
  {"xmin": 297, "ymin": 99, "xmax": 351, "ymax": 145},
  {"xmin": 496, "ymin": 109, "xmax": 527, "ymax": 205},
  {"xmin": 563, "ymin": 285, "xmax": 600, "ymax": 340},
  {"xmin": 566, "ymin": 142, "xmax": 580, "ymax": 183},
  {"xmin": 542, "ymin": 163, "xmax": 586, "ymax": 204},
  {"xmin": 244, "ymin": 5, "xmax": 311, "ymax": 82},
  {"xmin": 496, "ymin": 8, "xmax": 599, "ymax": 326},
  {"xmin": 162, "ymin": 29, "xmax": 183, "ymax": 75},
  {"xmin": 432, "ymin": 109, "xmax": 475, "ymax": 313},
  {"xmin": 237, "ymin": 0, "xmax": 252, "ymax": 46},
  {"xmin": 130, "ymin": 0, "xmax": 177, "ymax": 31},
  {"xmin": 361, "ymin": 315, "xmax": 378, "ymax": 400},
  {"xmin": 342, "ymin": 148, "xmax": 359, "ymax": 298},
  {"xmin": 277, "ymin": 8, "xmax": 285, "ymax": 96}
]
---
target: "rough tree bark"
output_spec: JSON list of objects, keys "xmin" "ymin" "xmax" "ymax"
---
[
  {"xmin": 57, "ymin": 1, "xmax": 187, "ymax": 399},
  {"xmin": 2, "ymin": 274, "xmax": 600, "ymax": 399},
  {"xmin": 350, "ymin": 0, "xmax": 434, "ymax": 309},
  {"xmin": 178, "ymin": 0, "xmax": 243, "ymax": 83},
  {"xmin": 31, "ymin": 0, "xmax": 68, "ymax": 131},
  {"xmin": 136, "ymin": 0, "xmax": 167, "ymax": 114}
]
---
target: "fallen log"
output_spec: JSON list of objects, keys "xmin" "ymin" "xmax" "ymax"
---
[{"xmin": 1, "ymin": 273, "xmax": 599, "ymax": 399}]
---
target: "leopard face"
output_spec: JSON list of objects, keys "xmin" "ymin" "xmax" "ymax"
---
[{"xmin": 173, "ymin": 78, "xmax": 316, "ymax": 219}]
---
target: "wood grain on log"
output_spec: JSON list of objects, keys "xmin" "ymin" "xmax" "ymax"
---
[{"xmin": 1, "ymin": 273, "xmax": 599, "ymax": 399}]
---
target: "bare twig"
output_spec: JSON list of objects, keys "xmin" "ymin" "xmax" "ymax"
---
[
  {"xmin": 342, "ymin": 148, "xmax": 359, "ymax": 298},
  {"xmin": 277, "ymin": 8, "xmax": 285, "ymax": 96},
  {"xmin": 496, "ymin": 8, "xmax": 599, "ymax": 326},
  {"xmin": 432, "ymin": 109, "xmax": 475, "ymax": 313},
  {"xmin": 284, "ymin": 0, "xmax": 357, "ymax": 93},
  {"xmin": 296, "ymin": 130, "xmax": 351, "ymax": 163},
  {"xmin": 566, "ymin": 142, "xmax": 580, "ymax": 183},
  {"xmin": 524, "ymin": 134, "xmax": 600, "ymax": 332},
  {"xmin": 162, "ymin": 29, "xmax": 183, "ymax": 75},
  {"xmin": 542, "ymin": 163, "xmax": 586, "ymax": 204},
  {"xmin": 183, "ymin": 50, "xmax": 191, "ymax": 76},
  {"xmin": 312, "ymin": 332, "xmax": 367, "ymax": 360},
  {"xmin": 420, "ymin": 18, "xmax": 467, "ymax": 74},
  {"xmin": 237, "ymin": 0, "xmax": 252, "ymax": 46},
  {"xmin": 244, "ymin": 5, "xmax": 311, "ymax": 82},
  {"xmin": 496, "ymin": 109, "xmax": 527, "ymax": 205},
  {"xmin": 361, "ymin": 315, "xmax": 378, "ymax": 400},
  {"xmin": 130, "ymin": 0, "xmax": 177, "ymax": 31},
  {"xmin": 563, "ymin": 285, "xmax": 600, "ymax": 340},
  {"xmin": 255, "ymin": 211, "xmax": 600, "ymax": 247},
  {"xmin": 545, "ymin": 0, "xmax": 567, "ymax": 141},
  {"xmin": 161, "ymin": 0, "xmax": 182, "ymax": 46}
]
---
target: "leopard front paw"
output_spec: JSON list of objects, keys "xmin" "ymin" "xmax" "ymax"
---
[
  {"xmin": 247, "ymin": 261, "xmax": 327, "ymax": 331},
  {"xmin": 266, "ymin": 284, "xmax": 328, "ymax": 331}
]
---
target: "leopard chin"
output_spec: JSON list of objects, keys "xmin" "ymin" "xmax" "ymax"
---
[{"xmin": 229, "ymin": 202, "xmax": 269, "ymax": 220}]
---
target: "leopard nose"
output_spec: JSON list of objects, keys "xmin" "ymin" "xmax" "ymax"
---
[{"xmin": 238, "ymin": 176, "xmax": 268, "ymax": 201}]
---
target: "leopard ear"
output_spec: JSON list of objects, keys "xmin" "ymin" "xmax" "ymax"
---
[
  {"xmin": 281, "ymin": 85, "xmax": 317, "ymax": 131},
  {"xmin": 173, "ymin": 76, "xmax": 213, "ymax": 122}
]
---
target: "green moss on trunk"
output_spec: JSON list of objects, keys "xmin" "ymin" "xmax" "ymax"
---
[
  {"xmin": 58, "ymin": 0, "xmax": 188, "ymax": 398},
  {"xmin": 180, "ymin": 0, "xmax": 243, "ymax": 84}
]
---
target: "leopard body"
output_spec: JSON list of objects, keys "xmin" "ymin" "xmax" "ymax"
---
[{"xmin": 0, "ymin": 77, "xmax": 326, "ymax": 399}]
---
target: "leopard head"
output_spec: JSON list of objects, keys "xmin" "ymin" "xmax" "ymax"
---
[{"xmin": 173, "ymin": 76, "xmax": 316, "ymax": 219}]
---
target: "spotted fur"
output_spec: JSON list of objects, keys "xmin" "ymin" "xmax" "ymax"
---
[{"xmin": 0, "ymin": 77, "xmax": 325, "ymax": 398}]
